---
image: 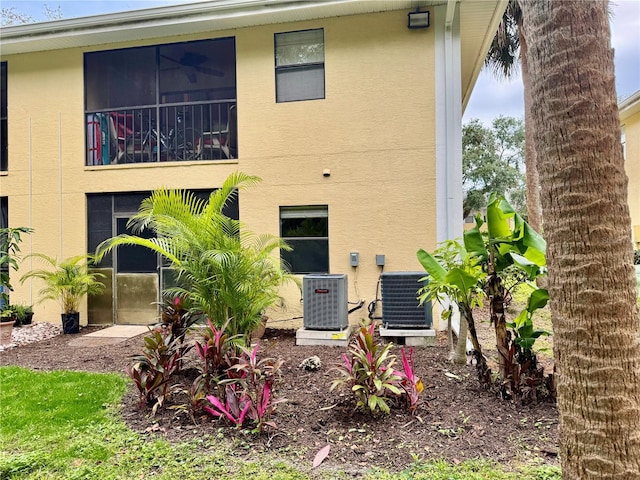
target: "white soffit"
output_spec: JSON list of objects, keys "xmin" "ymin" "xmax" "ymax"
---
[
  {"xmin": 620, "ymin": 90, "xmax": 640, "ymax": 123},
  {"xmin": 459, "ymin": 0, "xmax": 508, "ymax": 111},
  {"xmin": 0, "ymin": 0, "xmax": 422, "ymax": 55}
]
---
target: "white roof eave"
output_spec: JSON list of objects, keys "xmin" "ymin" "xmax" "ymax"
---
[
  {"xmin": 0, "ymin": 0, "xmax": 421, "ymax": 55},
  {"xmin": 620, "ymin": 90, "xmax": 640, "ymax": 122}
]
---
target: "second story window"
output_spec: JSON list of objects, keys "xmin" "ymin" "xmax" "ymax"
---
[
  {"xmin": 1, "ymin": 62, "xmax": 7, "ymax": 172},
  {"xmin": 275, "ymin": 29, "xmax": 325, "ymax": 103}
]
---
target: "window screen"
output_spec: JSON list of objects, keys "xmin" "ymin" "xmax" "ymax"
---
[{"xmin": 275, "ymin": 29, "xmax": 325, "ymax": 103}]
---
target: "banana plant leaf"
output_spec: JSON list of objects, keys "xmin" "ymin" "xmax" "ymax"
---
[{"xmin": 417, "ymin": 249, "xmax": 447, "ymax": 283}]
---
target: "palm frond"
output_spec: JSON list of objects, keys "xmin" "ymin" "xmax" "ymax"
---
[{"xmin": 92, "ymin": 171, "xmax": 292, "ymax": 343}]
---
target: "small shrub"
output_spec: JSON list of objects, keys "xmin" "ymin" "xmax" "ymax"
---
[
  {"xmin": 397, "ymin": 347, "xmax": 424, "ymax": 415},
  {"xmin": 126, "ymin": 327, "xmax": 189, "ymax": 413},
  {"xmin": 159, "ymin": 294, "xmax": 201, "ymax": 344},
  {"xmin": 194, "ymin": 318, "xmax": 238, "ymax": 385},
  {"xmin": 203, "ymin": 342, "xmax": 286, "ymax": 432},
  {"xmin": 204, "ymin": 383, "xmax": 252, "ymax": 428},
  {"xmin": 126, "ymin": 360, "xmax": 167, "ymax": 411},
  {"xmin": 330, "ymin": 323, "xmax": 403, "ymax": 415}
]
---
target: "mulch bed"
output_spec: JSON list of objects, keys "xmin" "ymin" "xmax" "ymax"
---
[{"xmin": 0, "ymin": 324, "xmax": 559, "ymax": 474}]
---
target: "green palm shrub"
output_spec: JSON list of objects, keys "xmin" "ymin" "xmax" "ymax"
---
[
  {"xmin": 96, "ymin": 171, "xmax": 296, "ymax": 345},
  {"xmin": 0, "ymin": 226, "xmax": 33, "ymax": 310},
  {"xmin": 20, "ymin": 254, "xmax": 105, "ymax": 314}
]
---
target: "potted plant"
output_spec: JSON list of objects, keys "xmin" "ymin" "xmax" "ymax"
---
[
  {"xmin": 20, "ymin": 254, "xmax": 105, "ymax": 334},
  {"xmin": 251, "ymin": 314, "xmax": 269, "ymax": 340},
  {"xmin": 0, "ymin": 306, "xmax": 16, "ymax": 344},
  {"xmin": 12, "ymin": 303, "xmax": 34, "ymax": 327}
]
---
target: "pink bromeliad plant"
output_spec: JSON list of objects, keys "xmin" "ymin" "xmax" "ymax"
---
[
  {"xmin": 396, "ymin": 346, "xmax": 424, "ymax": 415},
  {"xmin": 203, "ymin": 342, "xmax": 286, "ymax": 432},
  {"xmin": 204, "ymin": 384, "xmax": 252, "ymax": 427},
  {"xmin": 331, "ymin": 324, "xmax": 425, "ymax": 415},
  {"xmin": 194, "ymin": 318, "xmax": 239, "ymax": 381},
  {"xmin": 330, "ymin": 323, "xmax": 403, "ymax": 415}
]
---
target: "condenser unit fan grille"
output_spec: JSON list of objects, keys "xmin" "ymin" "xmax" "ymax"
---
[{"xmin": 381, "ymin": 272, "xmax": 432, "ymax": 328}]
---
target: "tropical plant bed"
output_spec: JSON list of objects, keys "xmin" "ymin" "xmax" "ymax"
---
[{"xmin": 0, "ymin": 324, "xmax": 558, "ymax": 475}]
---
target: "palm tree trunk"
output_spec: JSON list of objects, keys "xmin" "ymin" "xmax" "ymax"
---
[
  {"xmin": 487, "ymin": 249, "xmax": 510, "ymax": 382},
  {"xmin": 522, "ymin": 1, "xmax": 640, "ymax": 478},
  {"xmin": 518, "ymin": 22, "xmax": 542, "ymax": 233},
  {"xmin": 461, "ymin": 305, "xmax": 492, "ymax": 387},
  {"xmin": 452, "ymin": 312, "xmax": 468, "ymax": 365},
  {"xmin": 446, "ymin": 306, "xmax": 456, "ymax": 360}
]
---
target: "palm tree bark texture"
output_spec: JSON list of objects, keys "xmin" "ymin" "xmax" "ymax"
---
[
  {"xmin": 518, "ymin": 18, "xmax": 543, "ymax": 234},
  {"xmin": 522, "ymin": 1, "xmax": 640, "ymax": 478},
  {"xmin": 485, "ymin": 0, "xmax": 543, "ymax": 232}
]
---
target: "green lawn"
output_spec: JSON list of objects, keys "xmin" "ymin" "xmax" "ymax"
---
[{"xmin": 0, "ymin": 366, "xmax": 560, "ymax": 479}]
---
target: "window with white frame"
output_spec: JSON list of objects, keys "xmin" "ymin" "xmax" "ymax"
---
[
  {"xmin": 280, "ymin": 206, "xmax": 329, "ymax": 273},
  {"xmin": 275, "ymin": 29, "xmax": 325, "ymax": 103}
]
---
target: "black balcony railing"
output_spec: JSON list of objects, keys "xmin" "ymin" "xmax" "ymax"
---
[{"xmin": 86, "ymin": 101, "xmax": 237, "ymax": 166}]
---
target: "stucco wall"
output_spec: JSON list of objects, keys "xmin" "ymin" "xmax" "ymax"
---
[
  {"xmin": 1, "ymin": 9, "xmax": 437, "ymax": 327},
  {"xmin": 624, "ymin": 109, "xmax": 640, "ymax": 247}
]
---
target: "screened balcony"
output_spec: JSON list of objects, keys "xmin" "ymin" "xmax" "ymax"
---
[{"xmin": 85, "ymin": 37, "xmax": 237, "ymax": 166}]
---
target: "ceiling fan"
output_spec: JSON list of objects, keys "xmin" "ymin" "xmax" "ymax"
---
[{"xmin": 160, "ymin": 52, "xmax": 224, "ymax": 82}]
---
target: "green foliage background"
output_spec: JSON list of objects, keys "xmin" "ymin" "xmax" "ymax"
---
[{"xmin": 463, "ymin": 116, "xmax": 526, "ymax": 219}]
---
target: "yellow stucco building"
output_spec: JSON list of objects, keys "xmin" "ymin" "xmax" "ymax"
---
[
  {"xmin": 621, "ymin": 91, "xmax": 640, "ymax": 248},
  {"xmin": 0, "ymin": 0, "xmax": 505, "ymax": 329}
]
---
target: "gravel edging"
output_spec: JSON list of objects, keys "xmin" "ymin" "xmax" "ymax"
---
[{"xmin": 0, "ymin": 322, "xmax": 63, "ymax": 352}]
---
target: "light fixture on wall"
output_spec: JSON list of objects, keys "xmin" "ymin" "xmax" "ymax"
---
[{"xmin": 407, "ymin": 10, "xmax": 430, "ymax": 29}]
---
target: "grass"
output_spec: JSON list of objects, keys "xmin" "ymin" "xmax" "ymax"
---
[{"xmin": 0, "ymin": 366, "xmax": 560, "ymax": 479}]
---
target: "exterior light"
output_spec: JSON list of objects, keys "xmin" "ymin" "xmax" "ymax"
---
[{"xmin": 407, "ymin": 10, "xmax": 430, "ymax": 29}]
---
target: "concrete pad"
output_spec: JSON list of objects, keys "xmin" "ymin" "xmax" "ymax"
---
[
  {"xmin": 67, "ymin": 325, "xmax": 150, "ymax": 347},
  {"xmin": 379, "ymin": 326, "xmax": 436, "ymax": 347},
  {"xmin": 404, "ymin": 335, "xmax": 436, "ymax": 347},
  {"xmin": 67, "ymin": 337, "xmax": 129, "ymax": 347},
  {"xmin": 296, "ymin": 327, "xmax": 352, "ymax": 347},
  {"xmin": 84, "ymin": 325, "xmax": 149, "ymax": 338}
]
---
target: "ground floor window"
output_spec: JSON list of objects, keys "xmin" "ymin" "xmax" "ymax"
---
[{"xmin": 280, "ymin": 205, "xmax": 328, "ymax": 274}]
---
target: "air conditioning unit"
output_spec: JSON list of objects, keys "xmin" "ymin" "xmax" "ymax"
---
[
  {"xmin": 303, "ymin": 274, "xmax": 348, "ymax": 330},
  {"xmin": 381, "ymin": 272, "xmax": 432, "ymax": 329}
]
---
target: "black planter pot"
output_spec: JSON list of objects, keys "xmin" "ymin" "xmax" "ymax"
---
[
  {"xmin": 22, "ymin": 313, "xmax": 34, "ymax": 326},
  {"xmin": 62, "ymin": 312, "xmax": 80, "ymax": 334}
]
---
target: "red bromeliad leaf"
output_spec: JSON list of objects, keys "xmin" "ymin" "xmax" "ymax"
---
[
  {"xmin": 258, "ymin": 382, "xmax": 271, "ymax": 417},
  {"xmin": 194, "ymin": 341, "xmax": 207, "ymax": 361},
  {"xmin": 238, "ymin": 400, "xmax": 252, "ymax": 425},
  {"xmin": 312, "ymin": 445, "xmax": 331, "ymax": 468},
  {"xmin": 341, "ymin": 353, "xmax": 352, "ymax": 373},
  {"xmin": 250, "ymin": 342, "xmax": 260, "ymax": 362}
]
